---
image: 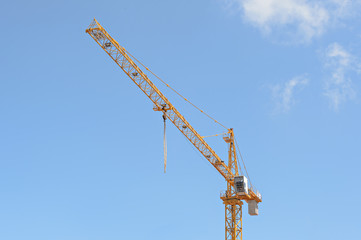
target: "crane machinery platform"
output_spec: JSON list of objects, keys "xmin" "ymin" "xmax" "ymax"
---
[{"xmin": 86, "ymin": 18, "xmax": 262, "ymax": 240}]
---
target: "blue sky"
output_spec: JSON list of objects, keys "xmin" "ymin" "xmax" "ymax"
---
[{"xmin": 1, "ymin": 0, "xmax": 361, "ymax": 239}]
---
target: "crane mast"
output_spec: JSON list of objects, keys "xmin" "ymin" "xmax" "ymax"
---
[
  {"xmin": 86, "ymin": 19, "xmax": 261, "ymax": 240},
  {"xmin": 223, "ymin": 129, "xmax": 243, "ymax": 240}
]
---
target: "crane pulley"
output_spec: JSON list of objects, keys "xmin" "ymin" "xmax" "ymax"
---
[{"xmin": 86, "ymin": 18, "xmax": 261, "ymax": 240}]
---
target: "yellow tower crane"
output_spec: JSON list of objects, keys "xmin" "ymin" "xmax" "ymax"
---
[{"xmin": 86, "ymin": 19, "xmax": 262, "ymax": 240}]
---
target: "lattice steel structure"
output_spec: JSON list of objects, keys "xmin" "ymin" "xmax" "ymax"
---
[
  {"xmin": 222, "ymin": 130, "xmax": 243, "ymax": 240},
  {"xmin": 86, "ymin": 18, "xmax": 261, "ymax": 240}
]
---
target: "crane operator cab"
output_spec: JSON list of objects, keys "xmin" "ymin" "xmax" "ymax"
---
[
  {"xmin": 234, "ymin": 176, "xmax": 248, "ymax": 195},
  {"xmin": 234, "ymin": 176, "xmax": 259, "ymax": 216}
]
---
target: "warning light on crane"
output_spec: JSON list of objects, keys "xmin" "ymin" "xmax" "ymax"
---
[{"xmin": 86, "ymin": 18, "xmax": 262, "ymax": 240}]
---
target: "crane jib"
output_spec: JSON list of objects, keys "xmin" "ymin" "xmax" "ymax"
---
[{"xmin": 85, "ymin": 19, "xmax": 235, "ymax": 183}]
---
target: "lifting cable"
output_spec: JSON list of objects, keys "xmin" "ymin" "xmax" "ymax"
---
[
  {"xmin": 163, "ymin": 113, "xmax": 167, "ymax": 173},
  {"xmin": 201, "ymin": 132, "xmax": 228, "ymax": 139},
  {"xmin": 235, "ymin": 137, "xmax": 254, "ymax": 190},
  {"xmin": 124, "ymin": 49, "xmax": 229, "ymax": 130},
  {"xmin": 124, "ymin": 51, "xmax": 256, "ymax": 188}
]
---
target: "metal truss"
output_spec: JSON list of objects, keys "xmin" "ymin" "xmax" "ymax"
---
[
  {"xmin": 224, "ymin": 199, "xmax": 243, "ymax": 240},
  {"xmin": 86, "ymin": 19, "xmax": 235, "ymax": 183}
]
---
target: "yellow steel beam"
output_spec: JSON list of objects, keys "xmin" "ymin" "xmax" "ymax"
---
[{"xmin": 85, "ymin": 19, "xmax": 235, "ymax": 183}]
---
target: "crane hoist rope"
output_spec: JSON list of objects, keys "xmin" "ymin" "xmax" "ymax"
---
[
  {"xmin": 201, "ymin": 132, "xmax": 229, "ymax": 138},
  {"xmin": 163, "ymin": 112, "xmax": 167, "ymax": 173},
  {"xmin": 123, "ymin": 48, "xmax": 229, "ymax": 130},
  {"xmin": 124, "ymin": 48, "xmax": 230, "ymax": 173},
  {"xmin": 235, "ymin": 137, "xmax": 253, "ymax": 190}
]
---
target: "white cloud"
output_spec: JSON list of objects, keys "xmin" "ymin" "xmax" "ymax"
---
[
  {"xmin": 225, "ymin": 0, "xmax": 360, "ymax": 43},
  {"xmin": 323, "ymin": 43, "xmax": 358, "ymax": 111},
  {"xmin": 330, "ymin": 0, "xmax": 360, "ymax": 18},
  {"xmin": 271, "ymin": 76, "xmax": 309, "ymax": 113}
]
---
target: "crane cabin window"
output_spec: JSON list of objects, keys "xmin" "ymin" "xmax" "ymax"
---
[{"xmin": 234, "ymin": 176, "xmax": 249, "ymax": 195}]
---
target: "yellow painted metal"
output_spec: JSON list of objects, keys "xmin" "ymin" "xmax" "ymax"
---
[
  {"xmin": 222, "ymin": 129, "xmax": 243, "ymax": 240},
  {"xmin": 86, "ymin": 18, "xmax": 235, "ymax": 183},
  {"xmin": 86, "ymin": 19, "xmax": 261, "ymax": 240}
]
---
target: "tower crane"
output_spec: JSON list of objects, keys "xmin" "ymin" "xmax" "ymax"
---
[{"xmin": 86, "ymin": 19, "xmax": 262, "ymax": 240}]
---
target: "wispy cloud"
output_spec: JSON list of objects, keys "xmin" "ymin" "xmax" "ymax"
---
[
  {"xmin": 322, "ymin": 43, "xmax": 359, "ymax": 111},
  {"xmin": 271, "ymin": 76, "xmax": 309, "ymax": 113},
  {"xmin": 224, "ymin": 0, "xmax": 360, "ymax": 43},
  {"xmin": 331, "ymin": 0, "xmax": 361, "ymax": 18}
]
